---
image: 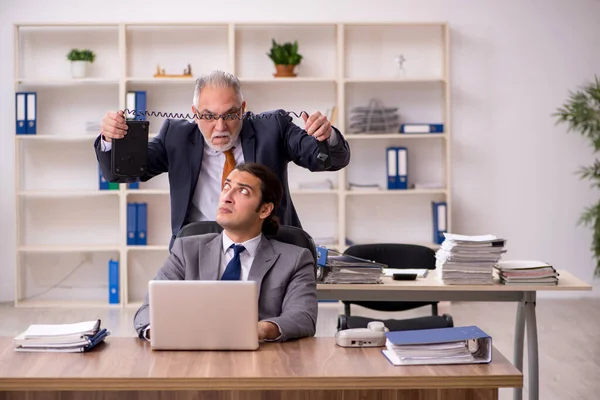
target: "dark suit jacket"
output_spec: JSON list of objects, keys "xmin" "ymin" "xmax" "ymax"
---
[
  {"xmin": 133, "ymin": 232, "xmax": 318, "ymax": 342},
  {"xmin": 94, "ymin": 109, "xmax": 351, "ymax": 249}
]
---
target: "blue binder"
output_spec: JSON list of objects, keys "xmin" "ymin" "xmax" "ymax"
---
[
  {"xmin": 382, "ymin": 325, "xmax": 492, "ymax": 365},
  {"xmin": 127, "ymin": 203, "xmax": 137, "ymax": 245},
  {"xmin": 128, "ymin": 181, "xmax": 139, "ymax": 189},
  {"xmin": 126, "ymin": 90, "xmax": 147, "ymax": 121},
  {"xmin": 15, "ymin": 92, "xmax": 26, "ymax": 134},
  {"xmin": 432, "ymin": 201, "xmax": 447, "ymax": 244},
  {"xmin": 400, "ymin": 123, "xmax": 444, "ymax": 134},
  {"xmin": 135, "ymin": 91, "xmax": 147, "ymax": 121},
  {"xmin": 108, "ymin": 259, "xmax": 119, "ymax": 304},
  {"xmin": 98, "ymin": 164, "xmax": 109, "ymax": 190},
  {"xmin": 136, "ymin": 202, "xmax": 147, "ymax": 245},
  {"xmin": 26, "ymin": 92, "xmax": 37, "ymax": 134},
  {"xmin": 396, "ymin": 147, "xmax": 408, "ymax": 189},
  {"xmin": 386, "ymin": 147, "xmax": 398, "ymax": 190}
]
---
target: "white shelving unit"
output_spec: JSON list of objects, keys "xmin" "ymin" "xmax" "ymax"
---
[{"xmin": 13, "ymin": 22, "xmax": 452, "ymax": 308}]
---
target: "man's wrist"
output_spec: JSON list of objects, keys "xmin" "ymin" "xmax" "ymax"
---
[{"xmin": 258, "ymin": 321, "xmax": 281, "ymax": 341}]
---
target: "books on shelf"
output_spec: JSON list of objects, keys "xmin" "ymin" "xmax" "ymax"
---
[
  {"xmin": 495, "ymin": 260, "xmax": 559, "ymax": 285},
  {"xmin": 382, "ymin": 325, "xmax": 492, "ymax": 366},
  {"xmin": 13, "ymin": 319, "xmax": 110, "ymax": 353},
  {"xmin": 316, "ymin": 246, "xmax": 385, "ymax": 284},
  {"xmin": 435, "ymin": 233, "xmax": 507, "ymax": 285}
]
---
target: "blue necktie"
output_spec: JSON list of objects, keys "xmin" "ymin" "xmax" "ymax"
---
[{"xmin": 221, "ymin": 244, "xmax": 246, "ymax": 280}]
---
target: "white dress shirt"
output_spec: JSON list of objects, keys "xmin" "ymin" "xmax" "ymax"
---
[
  {"xmin": 220, "ymin": 230, "xmax": 262, "ymax": 281},
  {"xmin": 142, "ymin": 232, "xmax": 268, "ymax": 341}
]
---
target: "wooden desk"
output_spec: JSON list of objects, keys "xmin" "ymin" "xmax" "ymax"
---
[
  {"xmin": 0, "ymin": 337, "xmax": 521, "ymax": 400},
  {"xmin": 317, "ymin": 269, "xmax": 592, "ymax": 400}
]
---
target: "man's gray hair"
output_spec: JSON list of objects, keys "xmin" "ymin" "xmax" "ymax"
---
[{"xmin": 193, "ymin": 70, "xmax": 243, "ymax": 106}]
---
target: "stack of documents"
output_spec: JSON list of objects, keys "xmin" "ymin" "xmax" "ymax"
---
[
  {"xmin": 318, "ymin": 249, "xmax": 386, "ymax": 284},
  {"xmin": 382, "ymin": 325, "xmax": 492, "ymax": 366},
  {"xmin": 495, "ymin": 260, "xmax": 559, "ymax": 285},
  {"xmin": 435, "ymin": 233, "xmax": 507, "ymax": 284},
  {"xmin": 13, "ymin": 319, "xmax": 110, "ymax": 353}
]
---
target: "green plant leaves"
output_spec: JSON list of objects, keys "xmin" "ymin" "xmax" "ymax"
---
[
  {"xmin": 554, "ymin": 74, "xmax": 600, "ymax": 276},
  {"xmin": 66, "ymin": 49, "xmax": 96, "ymax": 62},
  {"xmin": 267, "ymin": 39, "xmax": 303, "ymax": 66}
]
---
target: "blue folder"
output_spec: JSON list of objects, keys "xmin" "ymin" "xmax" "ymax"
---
[{"xmin": 382, "ymin": 325, "xmax": 492, "ymax": 366}]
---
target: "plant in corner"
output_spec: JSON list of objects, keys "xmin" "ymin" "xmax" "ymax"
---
[
  {"xmin": 66, "ymin": 49, "xmax": 96, "ymax": 79},
  {"xmin": 553, "ymin": 74, "xmax": 600, "ymax": 277},
  {"xmin": 267, "ymin": 39, "xmax": 303, "ymax": 78}
]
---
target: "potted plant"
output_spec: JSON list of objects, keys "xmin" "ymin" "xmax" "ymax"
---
[
  {"xmin": 267, "ymin": 39, "xmax": 303, "ymax": 78},
  {"xmin": 66, "ymin": 48, "xmax": 96, "ymax": 78},
  {"xmin": 553, "ymin": 74, "xmax": 600, "ymax": 277}
]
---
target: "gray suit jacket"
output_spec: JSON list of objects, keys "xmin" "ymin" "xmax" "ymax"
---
[{"xmin": 133, "ymin": 232, "xmax": 318, "ymax": 342}]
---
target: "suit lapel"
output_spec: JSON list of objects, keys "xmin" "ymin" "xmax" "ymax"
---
[
  {"xmin": 188, "ymin": 126, "xmax": 204, "ymax": 207},
  {"xmin": 199, "ymin": 233, "xmax": 223, "ymax": 280},
  {"xmin": 248, "ymin": 237, "xmax": 279, "ymax": 294},
  {"xmin": 240, "ymin": 118, "xmax": 256, "ymax": 163}
]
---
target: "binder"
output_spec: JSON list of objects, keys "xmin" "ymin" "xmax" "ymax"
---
[
  {"xmin": 26, "ymin": 92, "xmax": 37, "ymax": 134},
  {"xmin": 126, "ymin": 91, "xmax": 136, "ymax": 120},
  {"xmin": 98, "ymin": 164, "xmax": 109, "ymax": 190},
  {"xmin": 136, "ymin": 202, "xmax": 147, "ymax": 245},
  {"xmin": 126, "ymin": 90, "xmax": 147, "ymax": 121},
  {"xmin": 128, "ymin": 181, "xmax": 139, "ymax": 189},
  {"xmin": 15, "ymin": 92, "xmax": 26, "ymax": 134},
  {"xmin": 396, "ymin": 147, "xmax": 408, "ymax": 189},
  {"xmin": 108, "ymin": 259, "xmax": 119, "ymax": 304},
  {"xmin": 432, "ymin": 201, "xmax": 447, "ymax": 244},
  {"xmin": 382, "ymin": 325, "xmax": 492, "ymax": 366},
  {"xmin": 135, "ymin": 91, "xmax": 147, "ymax": 121},
  {"xmin": 386, "ymin": 147, "xmax": 397, "ymax": 190},
  {"xmin": 127, "ymin": 203, "xmax": 137, "ymax": 245},
  {"xmin": 400, "ymin": 123, "xmax": 444, "ymax": 134}
]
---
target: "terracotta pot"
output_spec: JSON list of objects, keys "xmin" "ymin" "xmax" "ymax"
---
[{"xmin": 273, "ymin": 64, "xmax": 297, "ymax": 77}]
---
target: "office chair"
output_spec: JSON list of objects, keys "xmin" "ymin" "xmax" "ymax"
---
[
  {"xmin": 337, "ymin": 243, "xmax": 454, "ymax": 332},
  {"xmin": 175, "ymin": 221, "xmax": 318, "ymax": 276}
]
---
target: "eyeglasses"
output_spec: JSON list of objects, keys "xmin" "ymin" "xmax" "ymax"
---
[{"xmin": 195, "ymin": 108, "xmax": 243, "ymax": 121}]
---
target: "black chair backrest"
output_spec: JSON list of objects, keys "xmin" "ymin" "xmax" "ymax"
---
[
  {"xmin": 176, "ymin": 221, "xmax": 223, "ymax": 238},
  {"xmin": 343, "ymin": 243, "xmax": 436, "ymax": 270},
  {"xmin": 176, "ymin": 221, "xmax": 318, "ymax": 267}
]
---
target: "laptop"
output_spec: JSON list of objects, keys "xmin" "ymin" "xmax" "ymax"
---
[{"xmin": 148, "ymin": 280, "xmax": 259, "ymax": 351}]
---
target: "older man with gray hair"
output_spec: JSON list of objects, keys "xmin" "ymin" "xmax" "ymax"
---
[{"xmin": 94, "ymin": 70, "xmax": 351, "ymax": 251}]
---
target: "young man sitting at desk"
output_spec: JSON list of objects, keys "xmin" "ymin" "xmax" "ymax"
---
[{"xmin": 133, "ymin": 162, "xmax": 318, "ymax": 343}]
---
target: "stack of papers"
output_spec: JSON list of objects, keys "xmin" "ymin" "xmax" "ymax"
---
[
  {"xmin": 13, "ymin": 319, "xmax": 110, "ymax": 353},
  {"xmin": 495, "ymin": 260, "xmax": 559, "ymax": 285},
  {"xmin": 382, "ymin": 325, "xmax": 492, "ymax": 366},
  {"xmin": 435, "ymin": 233, "xmax": 507, "ymax": 284},
  {"xmin": 320, "ymin": 250, "xmax": 386, "ymax": 284}
]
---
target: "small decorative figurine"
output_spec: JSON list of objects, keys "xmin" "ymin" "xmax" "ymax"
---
[
  {"xmin": 394, "ymin": 54, "xmax": 406, "ymax": 76},
  {"xmin": 153, "ymin": 64, "xmax": 193, "ymax": 78}
]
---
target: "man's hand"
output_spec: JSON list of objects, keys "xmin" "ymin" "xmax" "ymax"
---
[
  {"xmin": 100, "ymin": 110, "xmax": 128, "ymax": 142},
  {"xmin": 302, "ymin": 111, "xmax": 332, "ymax": 142},
  {"xmin": 258, "ymin": 321, "xmax": 281, "ymax": 341}
]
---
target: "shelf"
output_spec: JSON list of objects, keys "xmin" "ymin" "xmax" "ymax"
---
[
  {"xmin": 16, "ymin": 78, "xmax": 120, "ymax": 86},
  {"xmin": 19, "ymin": 190, "xmax": 119, "ymax": 197},
  {"xmin": 345, "ymin": 188, "xmax": 447, "ymax": 196},
  {"xmin": 344, "ymin": 77, "xmax": 445, "ymax": 84},
  {"xmin": 127, "ymin": 245, "xmax": 169, "ymax": 252},
  {"xmin": 15, "ymin": 134, "xmax": 98, "ymax": 141},
  {"xmin": 126, "ymin": 189, "xmax": 168, "ymax": 195},
  {"xmin": 13, "ymin": 21, "xmax": 451, "ymax": 309},
  {"xmin": 126, "ymin": 77, "xmax": 196, "ymax": 84},
  {"xmin": 345, "ymin": 133, "xmax": 446, "ymax": 140},
  {"xmin": 15, "ymin": 299, "xmax": 121, "ymax": 308},
  {"xmin": 238, "ymin": 77, "xmax": 337, "ymax": 83},
  {"xmin": 17, "ymin": 245, "xmax": 121, "ymax": 253}
]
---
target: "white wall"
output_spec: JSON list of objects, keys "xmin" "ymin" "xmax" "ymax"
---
[{"xmin": 1, "ymin": 0, "xmax": 599, "ymax": 302}]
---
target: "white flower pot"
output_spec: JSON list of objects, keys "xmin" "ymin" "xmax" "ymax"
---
[{"xmin": 70, "ymin": 61, "xmax": 89, "ymax": 78}]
